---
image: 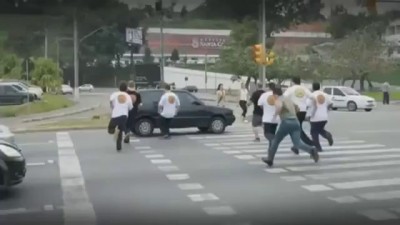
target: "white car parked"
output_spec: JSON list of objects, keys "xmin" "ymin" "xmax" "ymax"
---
[
  {"xmin": 78, "ymin": 84, "xmax": 94, "ymax": 92},
  {"xmin": 322, "ymin": 86, "xmax": 376, "ymax": 112},
  {"xmin": 61, "ymin": 84, "xmax": 73, "ymax": 95}
]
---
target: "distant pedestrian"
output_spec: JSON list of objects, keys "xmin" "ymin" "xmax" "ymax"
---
[
  {"xmin": 108, "ymin": 81, "xmax": 133, "ymax": 151},
  {"xmin": 283, "ymin": 76, "xmax": 314, "ymax": 154},
  {"xmin": 308, "ymin": 82, "xmax": 334, "ymax": 152},
  {"xmin": 258, "ymin": 82, "xmax": 280, "ymax": 148},
  {"xmin": 261, "ymin": 86, "xmax": 319, "ymax": 167},
  {"xmin": 250, "ymin": 83, "xmax": 265, "ymax": 142},
  {"xmin": 158, "ymin": 84, "xmax": 180, "ymax": 139},
  {"xmin": 216, "ymin": 83, "xmax": 226, "ymax": 107},
  {"xmin": 124, "ymin": 80, "xmax": 142, "ymax": 144},
  {"xmin": 239, "ymin": 83, "xmax": 249, "ymax": 123},
  {"xmin": 382, "ymin": 81, "xmax": 390, "ymax": 105}
]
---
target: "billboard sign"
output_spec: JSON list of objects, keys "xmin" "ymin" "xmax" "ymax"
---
[{"xmin": 126, "ymin": 27, "xmax": 143, "ymax": 45}]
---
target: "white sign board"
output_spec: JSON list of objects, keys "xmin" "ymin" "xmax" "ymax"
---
[{"xmin": 126, "ymin": 27, "xmax": 143, "ymax": 45}]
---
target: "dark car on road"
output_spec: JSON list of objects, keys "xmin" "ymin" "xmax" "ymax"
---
[
  {"xmin": 132, "ymin": 89, "xmax": 235, "ymax": 136},
  {"xmin": 182, "ymin": 85, "xmax": 198, "ymax": 93},
  {"xmin": 0, "ymin": 140, "xmax": 26, "ymax": 187},
  {"xmin": 0, "ymin": 84, "xmax": 35, "ymax": 105}
]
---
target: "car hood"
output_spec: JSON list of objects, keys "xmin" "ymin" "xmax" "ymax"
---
[{"xmin": 204, "ymin": 105, "xmax": 234, "ymax": 114}]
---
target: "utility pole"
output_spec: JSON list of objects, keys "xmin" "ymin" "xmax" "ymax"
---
[
  {"xmin": 44, "ymin": 28, "xmax": 48, "ymax": 59},
  {"xmin": 73, "ymin": 11, "xmax": 80, "ymax": 102},
  {"xmin": 160, "ymin": 11, "xmax": 165, "ymax": 82},
  {"xmin": 260, "ymin": 0, "xmax": 266, "ymax": 89}
]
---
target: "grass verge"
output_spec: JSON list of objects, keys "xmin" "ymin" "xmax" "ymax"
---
[
  {"xmin": 35, "ymin": 114, "xmax": 110, "ymax": 130},
  {"xmin": 0, "ymin": 94, "xmax": 74, "ymax": 117},
  {"xmin": 362, "ymin": 92, "xmax": 400, "ymax": 101}
]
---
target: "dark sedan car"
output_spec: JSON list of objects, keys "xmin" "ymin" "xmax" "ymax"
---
[
  {"xmin": 182, "ymin": 85, "xmax": 198, "ymax": 93},
  {"xmin": 132, "ymin": 89, "xmax": 235, "ymax": 136},
  {"xmin": 0, "ymin": 140, "xmax": 26, "ymax": 187}
]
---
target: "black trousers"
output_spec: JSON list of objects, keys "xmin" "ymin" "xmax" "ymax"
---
[
  {"xmin": 310, "ymin": 121, "xmax": 331, "ymax": 151},
  {"xmin": 295, "ymin": 111, "xmax": 314, "ymax": 147},
  {"xmin": 239, "ymin": 100, "xmax": 247, "ymax": 117},
  {"xmin": 108, "ymin": 115, "xmax": 128, "ymax": 150},
  {"xmin": 264, "ymin": 123, "xmax": 278, "ymax": 149},
  {"xmin": 126, "ymin": 109, "xmax": 138, "ymax": 133},
  {"xmin": 383, "ymin": 92, "xmax": 390, "ymax": 105},
  {"xmin": 160, "ymin": 117, "xmax": 172, "ymax": 136}
]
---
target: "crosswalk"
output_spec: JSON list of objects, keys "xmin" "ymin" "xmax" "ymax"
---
[{"xmin": 186, "ymin": 126, "xmax": 400, "ymax": 223}]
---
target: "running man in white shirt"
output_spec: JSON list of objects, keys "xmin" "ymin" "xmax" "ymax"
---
[
  {"xmin": 308, "ymin": 82, "xmax": 334, "ymax": 152},
  {"xmin": 108, "ymin": 81, "xmax": 133, "ymax": 151},
  {"xmin": 258, "ymin": 83, "xmax": 280, "ymax": 149},
  {"xmin": 158, "ymin": 84, "xmax": 180, "ymax": 139},
  {"xmin": 239, "ymin": 83, "xmax": 249, "ymax": 123},
  {"xmin": 283, "ymin": 76, "xmax": 314, "ymax": 154}
]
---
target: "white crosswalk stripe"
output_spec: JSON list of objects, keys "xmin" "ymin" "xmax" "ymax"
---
[{"xmin": 190, "ymin": 126, "xmax": 400, "ymax": 222}]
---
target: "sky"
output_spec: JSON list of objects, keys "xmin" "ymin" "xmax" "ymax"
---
[{"xmin": 119, "ymin": 0, "xmax": 400, "ymax": 16}]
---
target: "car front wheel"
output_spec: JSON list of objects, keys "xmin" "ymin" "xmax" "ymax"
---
[
  {"xmin": 347, "ymin": 101, "xmax": 357, "ymax": 111},
  {"xmin": 209, "ymin": 117, "xmax": 226, "ymax": 134},
  {"xmin": 365, "ymin": 108, "xmax": 372, "ymax": 112},
  {"xmin": 134, "ymin": 118, "xmax": 154, "ymax": 137}
]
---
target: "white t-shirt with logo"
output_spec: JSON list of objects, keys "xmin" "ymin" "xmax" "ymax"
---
[
  {"xmin": 159, "ymin": 92, "xmax": 181, "ymax": 118},
  {"xmin": 239, "ymin": 88, "xmax": 248, "ymax": 101},
  {"xmin": 110, "ymin": 91, "xmax": 133, "ymax": 118},
  {"xmin": 308, "ymin": 90, "xmax": 331, "ymax": 122},
  {"xmin": 258, "ymin": 91, "xmax": 280, "ymax": 124},
  {"xmin": 283, "ymin": 85, "xmax": 312, "ymax": 112}
]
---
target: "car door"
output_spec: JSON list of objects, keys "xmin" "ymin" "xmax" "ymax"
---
[
  {"xmin": 332, "ymin": 88, "xmax": 347, "ymax": 108},
  {"xmin": 0, "ymin": 86, "xmax": 8, "ymax": 105},
  {"xmin": 3, "ymin": 85, "xmax": 21, "ymax": 104},
  {"xmin": 172, "ymin": 91, "xmax": 204, "ymax": 128}
]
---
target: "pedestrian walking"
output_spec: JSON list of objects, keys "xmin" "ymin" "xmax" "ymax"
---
[
  {"xmin": 216, "ymin": 83, "xmax": 226, "ymax": 107},
  {"xmin": 261, "ymin": 86, "xmax": 319, "ymax": 167},
  {"xmin": 308, "ymin": 82, "xmax": 334, "ymax": 152},
  {"xmin": 158, "ymin": 84, "xmax": 180, "ymax": 139},
  {"xmin": 249, "ymin": 83, "xmax": 265, "ymax": 142},
  {"xmin": 108, "ymin": 81, "xmax": 133, "ymax": 152},
  {"xmin": 382, "ymin": 81, "xmax": 390, "ymax": 105},
  {"xmin": 258, "ymin": 82, "xmax": 280, "ymax": 148},
  {"xmin": 239, "ymin": 83, "xmax": 249, "ymax": 123},
  {"xmin": 283, "ymin": 76, "xmax": 314, "ymax": 153},
  {"xmin": 124, "ymin": 80, "xmax": 142, "ymax": 143}
]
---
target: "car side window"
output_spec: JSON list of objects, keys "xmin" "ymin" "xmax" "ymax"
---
[
  {"xmin": 323, "ymin": 88, "xmax": 332, "ymax": 95},
  {"xmin": 0, "ymin": 86, "xmax": 5, "ymax": 95},
  {"xmin": 140, "ymin": 91, "xmax": 163, "ymax": 104},
  {"xmin": 333, "ymin": 88, "xmax": 345, "ymax": 96},
  {"xmin": 13, "ymin": 85, "xmax": 23, "ymax": 91},
  {"xmin": 4, "ymin": 85, "xmax": 17, "ymax": 94},
  {"xmin": 175, "ymin": 92, "xmax": 196, "ymax": 106}
]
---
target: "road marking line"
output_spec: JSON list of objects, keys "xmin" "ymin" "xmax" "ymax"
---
[
  {"xmin": 248, "ymin": 161, "xmax": 265, "ymax": 165},
  {"xmin": 329, "ymin": 178, "xmax": 400, "ymax": 190},
  {"xmin": 0, "ymin": 208, "xmax": 27, "ymax": 216},
  {"xmin": 129, "ymin": 139, "xmax": 140, "ymax": 143},
  {"xmin": 145, "ymin": 154, "xmax": 164, "ymax": 159},
  {"xmin": 151, "ymin": 159, "xmax": 172, "ymax": 164},
  {"xmin": 280, "ymin": 176, "xmax": 306, "ymax": 182},
  {"xmin": 157, "ymin": 165, "xmax": 179, "ymax": 172},
  {"xmin": 236, "ymin": 144, "xmax": 385, "ymax": 151},
  {"xmin": 358, "ymin": 209, "xmax": 399, "ymax": 221},
  {"xmin": 56, "ymin": 132, "xmax": 96, "ymax": 225},
  {"xmin": 234, "ymin": 155, "xmax": 256, "ymax": 160},
  {"xmin": 187, "ymin": 193, "xmax": 220, "ymax": 202},
  {"xmin": 214, "ymin": 147, "xmax": 231, "ymax": 150},
  {"xmin": 178, "ymin": 183, "xmax": 204, "ymax": 190},
  {"xmin": 327, "ymin": 196, "xmax": 360, "ymax": 204},
  {"xmin": 242, "ymin": 150, "xmax": 265, "ymax": 153},
  {"xmin": 26, "ymin": 162, "xmax": 46, "ymax": 166},
  {"xmin": 135, "ymin": 146, "xmax": 151, "ymax": 150},
  {"xmin": 166, "ymin": 174, "xmax": 190, "ymax": 181},
  {"xmin": 140, "ymin": 150, "xmax": 156, "ymax": 154},
  {"xmin": 359, "ymin": 190, "xmax": 400, "ymax": 201},
  {"xmin": 302, "ymin": 185, "xmax": 333, "ymax": 192},
  {"xmin": 353, "ymin": 129, "xmax": 400, "ymax": 134},
  {"xmin": 222, "ymin": 139, "xmax": 361, "ymax": 147},
  {"xmin": 223, "ymin": 150, "xmax": 242, "ymax": 154},
  {"xmin": 47, "ymin": 160, "xmax": 55, "ymax": 164},
  {"xmin": 204, "ymin": 143, "xmax": 221, "ymax": 147},
  {"xmin": 287, "ymin": 159, "xmax": 400, "ymax": 172},
  {"xmin": 203, "ymin": 206, "xmax": 237, "ymax": 216},
  {"xmin": 264, "ymin": 168, "xmax": 288, "ymax": 174},
  {"xmin": 305, "ymin": 169, "xmax": 393, "ymax": 180},
  {"xmin": 18, "ymin": 140, "xmax": 55, "ymax": 146}
]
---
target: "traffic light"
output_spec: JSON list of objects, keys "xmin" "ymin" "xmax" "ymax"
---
[
  {"xmin": 265, "ymin": 51, "xmax": 275, "ymax": 66},
  {"xmin": 252, "ymin": 44, "xmax": 265, "ymax": 65}
]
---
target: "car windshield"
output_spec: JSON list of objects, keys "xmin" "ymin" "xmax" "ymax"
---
[{"xmin": 341, "ymin": 87, "xmax": 360, "ymax": 96}]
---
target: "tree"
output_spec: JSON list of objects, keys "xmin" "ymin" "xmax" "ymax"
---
[
  {"xmin": 0, "ymin": 53, "xmax": 23, "ymax": 79},
  {"xmin": 170, "ymin": 49, "xmax": 180, "ymax": 63},
  {"xmin": 31, "ymin": 58, "xmax": 63, "ymax": 92},
  {"xmin": 143, "ymin": 47, "xmax": 154, "ymax": 63}
]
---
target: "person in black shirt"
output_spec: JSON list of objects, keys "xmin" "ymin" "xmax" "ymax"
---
[
  {"xmin": 124, "ymin": 80, "xmax": 142, "ymax": 143},
  {"xmin": 250, "ymin": 83, "xmax": 265, "ymax": 142}
]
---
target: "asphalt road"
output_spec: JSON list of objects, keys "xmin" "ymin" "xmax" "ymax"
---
[{"xmin": 1, "ymin": 106, "xmax": 400, "ymax": 225}]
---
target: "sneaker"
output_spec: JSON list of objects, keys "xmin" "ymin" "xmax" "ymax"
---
[
  {"xmin": 326, "ymin": 133, "xmax": 334, "ymax": 146},
  {"xmin": 114, "ymin": 127, "xmax": 120, "ymax": 142},
  {"xmin": 123, "ymin": 133, "xmax": 130, "ymax": 144},
  {"xmin": 254, "ymin": 137, "xmax": 261, "ymax": 142},
  {"xmin": 261, "ymin": 157, "xmax": 273, "ymax": 167},
  {"xmin": 290, "ymin": 147, "xmax": 299, "ymax": 155}
]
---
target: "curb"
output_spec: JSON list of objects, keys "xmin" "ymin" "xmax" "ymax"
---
[
  {"xmin": 12, "ymin": 125, "xmax": 107, "ymax": 134},
  {"xmin": 21, "ymin": 104, "xmax": 101, "ymax": 123}
]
